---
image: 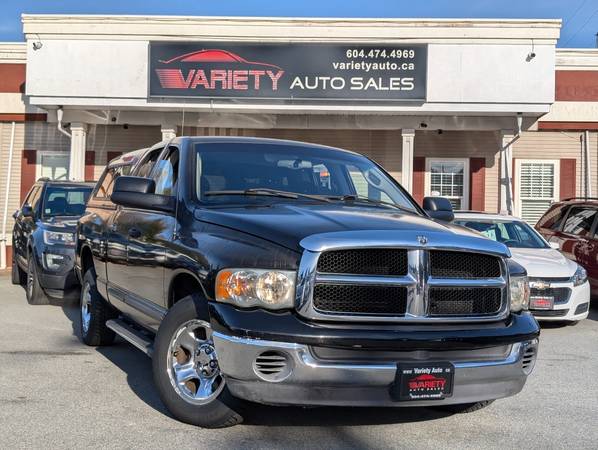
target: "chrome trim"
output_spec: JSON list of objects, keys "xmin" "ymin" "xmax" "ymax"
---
[
  {"xmin": 407, "ymin": 249, "xmax": 427, "ymax": 317},
  {"xmin": 428, "ymin": 277, "xmax": 507, "ymax": 288},
  {"xmin": 315, "ymin": 274, "xmax": 414, "ymax": 286},
  {"xmin": 214, "ymin": 332, "xmax": 529, "ymax": 371},
  {"xmin": 300, "ymin": 230, "xmax": 511, "ymax": 258},
  {"xmin": 295, "ymin": 233, "xmax": 510, "ymax": 323}
]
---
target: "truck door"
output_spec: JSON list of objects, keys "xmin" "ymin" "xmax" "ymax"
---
[
  {"xmin": 87, "ymin": 164, "xmax": 130, "ymax": 302},
  {"xmin": 107, "ymin": 147, "xmax": 174, "ymax": 329}
]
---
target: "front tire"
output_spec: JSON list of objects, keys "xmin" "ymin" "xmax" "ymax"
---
[
  {"xmin": 25, "ymin": 254, "xmax": 49, "ymax": 305},
  {"xmin": 152, "ymin": 295, "xmax": 243, "ymax": 428},
  {"xmin": 79, "ymin": 268, "xmax": 116, "ymax": 346}
]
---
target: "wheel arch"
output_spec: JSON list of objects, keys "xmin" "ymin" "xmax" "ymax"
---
[
  {"xmin": 167, "ymin": 269, "xmax": 209, "ymax": 308},
  {"xmin": 80, "ymin": 244, "xmax": 94, "ymax": 276}
]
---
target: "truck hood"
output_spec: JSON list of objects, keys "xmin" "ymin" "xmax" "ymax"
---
[
  {"xmin": 196, "ymin": 203, "xmax": 510, "ymax": 256},
  {"xmin": 509, "ymin": 248, "xmax": 577, "ymax": 278}
]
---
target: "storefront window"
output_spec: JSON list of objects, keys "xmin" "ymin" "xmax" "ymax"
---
[
  {"xmin": 38, "ymin": 152, "xmax": 69, "ymax": 180},
  {"xmin": 425, "ymin": 158, "xmax": 469, "ymax": 210},
  {"xmin": 517, "ymin": 160, "xmax": 559, "ymax": 224}
]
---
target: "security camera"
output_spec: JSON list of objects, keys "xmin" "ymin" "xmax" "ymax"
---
[
  {"xmin": 420, "ymin": 122, "xmax": 428, "ymax": 128},
  {"xmin": 32, "ymin": 41, "xmax": 42, "ymax": 51},
  {"xmin": 526, "ymin": 52, "xmax": 536, "ymax": 62}
]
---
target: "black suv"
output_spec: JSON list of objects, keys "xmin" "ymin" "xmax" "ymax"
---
[
  {"xmin": 76, "ymin": 137, "xmax": 539, "ymax": 428},
  {"xmin": 12, "ymin": 179, "xmax": 93, "ymax": 304}
]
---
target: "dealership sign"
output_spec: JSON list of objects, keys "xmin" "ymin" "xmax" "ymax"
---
[{"xmin": 148, "ymin": 43, "xmax": 427, "ymax": 101}]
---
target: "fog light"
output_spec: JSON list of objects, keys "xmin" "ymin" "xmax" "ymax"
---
[{"xmin": 44, "ymin": 253, "xmax": 66, "ymax": 271}]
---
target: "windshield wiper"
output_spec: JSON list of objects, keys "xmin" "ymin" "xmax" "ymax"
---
[
  {"xmin": 204, "ymin": 188, "xmax": 333, "ymax": 203},
  {"xmin": 330, "ymin": 195, "xmax": 415, "ymax": 213}
]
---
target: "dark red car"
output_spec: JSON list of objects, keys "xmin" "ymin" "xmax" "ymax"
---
[{"xmin": 536, "ymin": 198, "xmax": 598, "ymax": 296}]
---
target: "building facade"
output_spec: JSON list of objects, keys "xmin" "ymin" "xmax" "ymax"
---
[{"xmin": 0, "ymin": 14, "xmax": 597, "ymax": 267}]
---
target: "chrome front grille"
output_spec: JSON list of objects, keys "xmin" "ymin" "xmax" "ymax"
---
[{"xmin": 296, "ymin": 245, "xmax": 509, "ymax": 323}]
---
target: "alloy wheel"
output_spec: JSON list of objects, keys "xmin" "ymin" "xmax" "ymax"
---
[{"xmin": 166, "ymin": 319, "xmax": 225, "ymax": 405}]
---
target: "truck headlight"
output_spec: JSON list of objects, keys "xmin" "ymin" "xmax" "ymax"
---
[
  {"xmin": 508, "ymin": 260, "xmax": 529, "ymax": 312},
  {"xmin": 215, "ymin": 269, "xmax": 295, "ymax": 310},
  {"xmin": 571, "ymin": 265, "xmax": 588, "ymax": 287},
  {"xmin": 509, "ymin": 275, "xmax": 530, "ymax": 312},
  {"xmin": 43, "ymin": 230, "xmax": 75, "ymax": 246}
]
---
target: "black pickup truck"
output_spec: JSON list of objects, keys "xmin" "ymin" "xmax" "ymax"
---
[{"xmin": 76, "ymin": 137, "xmax": 539, "ymax": 428}]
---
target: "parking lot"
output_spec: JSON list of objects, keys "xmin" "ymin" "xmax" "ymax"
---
[{"xmin": 0, "ymin": 273, "xmax": 596, "ymax": 450}]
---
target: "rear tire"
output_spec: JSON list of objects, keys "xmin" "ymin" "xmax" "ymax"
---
[
  {"xmin": 437, "ymin": 400, "xmax": 495, "ymax": 414},
  {"xmin": 11, "ymin": 253, "xmax": 25, "ymax": 285},
  {"xmin": 79, "ymin": 268, "xmax": 117, "ymax": 346},
  {"xmin": 25, "ymin": 255, "xmax": 49, "ymax": 305},
  {"xmin": 152, "ymin": 294, "xmax": 243, "ymax": 428}
]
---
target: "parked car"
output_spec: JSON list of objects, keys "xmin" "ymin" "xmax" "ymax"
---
[
  {"xmin": 454, "ymin": 212, "xmax": 590, "ymax": 323},
  {"xmin": 76, "ymin": 137, "xmax": 539, "ymax": 428},
  {"xmin": 536, "ymin": 198, "xmax": 598, "ymax": 299},
  {"xmin": 12, "ymin": 179, "xmax": 93, "ymax": 304}
]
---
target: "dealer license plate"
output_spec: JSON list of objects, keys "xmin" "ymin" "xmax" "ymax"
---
[
  {"xmin": 530, "ymin": 296, "xmax": 554, "ymax": 310},
  {"xmin": 391, "ymin": 362, "xmax": 454, "ymax": 401}
]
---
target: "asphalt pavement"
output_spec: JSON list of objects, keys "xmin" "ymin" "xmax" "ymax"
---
[{"xmin": 0, "ymin": 273, "xmax": 597, "ymax": 449}]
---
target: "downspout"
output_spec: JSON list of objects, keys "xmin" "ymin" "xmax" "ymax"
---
[
  {"xmin": 1, "ymin": 122, "xmax": 16, "ymax": 269},
  {"xmin": 57, "ymin": 107, "xmax": 71, "ymax": 139},
  {"xmin": 502, "ymin": 115, "xmax": 523, "ymax": 216},
  {"xmin": 584, "ymin": 130, "xmax": 592, "ymax": 198}
]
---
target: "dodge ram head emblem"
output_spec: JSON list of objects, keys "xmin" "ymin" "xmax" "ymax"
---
[{"xmin": 417, "ymin": 235, "xmax": 428, "ymax": 245}]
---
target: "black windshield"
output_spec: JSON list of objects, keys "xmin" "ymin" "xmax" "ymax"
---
[
  {"xmin": 42, "ymin": 186, "xmax": 92, "ymax": 218},
  {"xmin": 195, "ymin": 142, "xmax": 420, "ymax": 212}
]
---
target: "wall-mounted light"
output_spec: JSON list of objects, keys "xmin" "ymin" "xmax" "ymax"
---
[
  {"xmin": 526, "ymin": 39, "xmax": 536, "ymax": 62},
  {"xmin": 32, "ymin": 34, "xmax": 43, "ymax": 51}
]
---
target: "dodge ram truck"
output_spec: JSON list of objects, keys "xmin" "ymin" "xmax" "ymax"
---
[{"xmin": 76, "ymin": 137, "xmax": 539, "ymax": 428}]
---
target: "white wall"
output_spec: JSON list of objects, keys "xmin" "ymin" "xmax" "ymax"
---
[
  {"xmin": 27, "ymin": 40, "xmax": 149, "ymax": 99},
  {"xmin": 427, "ymin": 44, "xmax": 555, "ymax": 104},
  {"xmin": 26, "ymin": 39, "xmax": 555, "ymax": 113}
]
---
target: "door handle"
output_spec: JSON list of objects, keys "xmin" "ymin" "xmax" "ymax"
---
[{"xmin": 128, "ymin": 228, "xmax": 141, "ymax": 239}]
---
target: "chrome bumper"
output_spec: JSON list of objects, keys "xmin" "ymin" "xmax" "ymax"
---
[{"xmin": 213, "ymin": 332, "xmax": 539, "ymax": 407}]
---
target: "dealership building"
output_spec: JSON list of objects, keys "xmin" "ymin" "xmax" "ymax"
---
[{"xmin": 1, "ymin": 14, "xmax": 598, "ymax": 266}]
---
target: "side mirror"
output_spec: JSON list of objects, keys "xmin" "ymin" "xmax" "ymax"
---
[
  {"xmin": 21, "ymin": 205, "xmax": 34, "ymax": 218},
  {"xmin": 423, "ymin": 196, "xmax": 454, "ymax": 222},
  {"xmin": 549, "ymin": 241, "xmax": 560, "ymax": 250},
  {"xmin": 111, "ymin": 176, "xmax": 174, "ymax": 214}
]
